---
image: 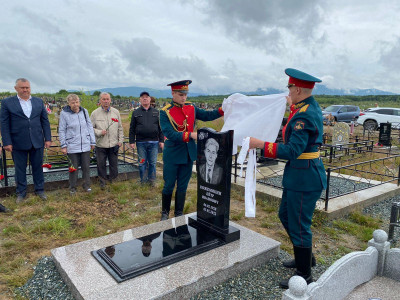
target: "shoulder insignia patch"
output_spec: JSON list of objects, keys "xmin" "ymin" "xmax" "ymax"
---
[
  {"xmin": 294, "ymin": 120, "xmax": 305, "ymax": 131},
  {"xmin": 299, "ymin": 104, "xmax": 309, "ymax": 113},
  {"xmin": 161, "ymin": 104, "xmax": 172, "ymax": 111},
  {"xmin": 294, "ymin": 102, "xmax": 305, "ymax": 109}
]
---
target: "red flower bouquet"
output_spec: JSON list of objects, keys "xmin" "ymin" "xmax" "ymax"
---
[
  {"xmin": 42, "ymin": 149, "xmax": 52, "ymax": 171},
  {"xmin": 66, "ymin": 155, "xmax": 77, "ymax": 173}
]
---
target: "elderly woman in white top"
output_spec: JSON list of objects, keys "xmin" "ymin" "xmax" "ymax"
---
[{"xmin": 59, "ymin": 94, "xmax": 96, "ymax": 194}]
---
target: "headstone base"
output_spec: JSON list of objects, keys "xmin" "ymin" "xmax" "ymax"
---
[
  {"xmin": 91, "ymin": 222, "xmax": 227, "ymax": 282},
  {"xmin": 51, "ymin": 213, "xmax": 280, "ymax": 300},
  {"xmin": 188, "ymin": 215, "xmax": 240, "ymax": 243}
]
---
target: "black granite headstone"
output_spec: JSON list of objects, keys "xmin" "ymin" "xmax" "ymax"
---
[
  {"xmin": 189, "ymin": 128, "xmax": 240, "ymax": 243},
  {"xmin": 379, "ymin": 123, "xmax": 391, "ymax": 146},
  {"xmin": 92, "ymin": 225, "xmax": 223, "ymax": 282},
  {"xmin": 92, "ymin": 128, "xmax": 240, "ymax": 282}
]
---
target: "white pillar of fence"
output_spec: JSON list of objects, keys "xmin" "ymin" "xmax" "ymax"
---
[
  {"xmin": 282, "ymin": 229, "xmax": 396, "ymax": 300},
  {"xmin": 367, "ymin": 229, "xmax": 390, "ymax": 276}
]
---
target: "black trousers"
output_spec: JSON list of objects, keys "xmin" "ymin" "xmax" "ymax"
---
[
  {"xmin": 68, "ymin": 152, "xmax": 91, "ymax": 190},
  {"xmin": 12, "ymin": 147, "xmax": 44, "ymax": 197},
  {"xmin": 96, "ymin": 146, "xmax": 119, "ymax": 184}
]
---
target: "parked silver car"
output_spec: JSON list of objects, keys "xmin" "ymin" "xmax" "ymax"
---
[
  {"xmin": 357, "ymin": 107, "xmax": 400, "ymax": 130},
  {"xmin": 322, "ymin": 105, "xmax": 360, "ymax": 123}
]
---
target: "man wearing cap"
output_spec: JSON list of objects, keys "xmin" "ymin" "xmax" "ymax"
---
[
  {"xmin": 249, "ymin": 69, "xmax": 327, "ymax": 288},
  {"xmin": 90, "ymin": 92, "xmax": 124, "ymax": 189},
  {"xmin": 129, "ymin": 91, "xmax": 164, "ymax": 185},
  {"xmin": 159, "ymin": 80, "xmax": 224, "ymax": 220}
]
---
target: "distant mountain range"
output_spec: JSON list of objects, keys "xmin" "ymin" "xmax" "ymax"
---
[{"xmin": 86, "ymin": 85, "xmax": 396, "ymax": 98}]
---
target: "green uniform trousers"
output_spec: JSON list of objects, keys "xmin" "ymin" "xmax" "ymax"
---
[
  {"xmin": 279, "ymin": 188, "xmax": 321, "ymax": 247},
  {"xmin": 162, "ymin": 161, "xmax": 193, "ymax": 195}
]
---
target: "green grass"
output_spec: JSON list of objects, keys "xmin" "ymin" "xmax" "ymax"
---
[
  {"xmin": 348, "ymin": 211, "xmax": 382, "ymax": 228},
  {"xmin": 332, "ymin": 218, "xmax": 376, "ymax": 242},
  {"xmin": 2, "ymin": 240, "xmax": 17, "ymax": 249},
  {"xmin": 117, "ymin": 195, "xmax": 129, "ymax": 205},
  {"xmin": 320, "ymin": 226, "xmax": 341, "ymax": 240},
  {"xmin": 312, "ymin": 210, "xmax": 328, "ymax": 228},
  {"xmin": 231, "ymin": 211, "xmax": 244, "ymax": 221},
  {"xmin": 260, "ymin": 201, "xmax": 279, "ymax": 213},
  {"xmin": 111, "ymin": 212, "xmax": 134, "ymax": 229},
  {"xmin": 80, "ymin": 220, "xmax": 97, "ymax": 238},
  {"xmin": 2, "ymin": 225, "xmax": 23, "ymax": 236},
  {"xmin": 31, "ymin": 217, "xmax": 72, "ymax": 236}
]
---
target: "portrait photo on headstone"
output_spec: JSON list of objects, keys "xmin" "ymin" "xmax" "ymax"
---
[{"xmin": 198, "ymin": 137, "xmax": 223, "ymax": 185}]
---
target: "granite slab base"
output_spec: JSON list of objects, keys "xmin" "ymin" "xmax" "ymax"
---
[{"xmin": 51, "ymin": 213, "xmax": 280, "ymax": 300}]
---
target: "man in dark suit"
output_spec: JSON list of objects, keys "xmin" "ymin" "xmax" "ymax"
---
[
  {"xmin": 199, "ymin": 138, "xmax": 223, "ymax": 185},
  {"xmin": 0, "ymin": 78, "xmax": 52, "ymax": 203}
]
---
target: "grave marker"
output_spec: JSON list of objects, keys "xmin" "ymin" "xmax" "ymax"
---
[
  {"xmin": 91, "ymin": 128, "xmax": 240, "ymax": 282},
  {"xmin": 332, "ymin": 122, "xmax": 350, "ymax": 145},
  {"xmin": 379, "ymin": 123, "xmax": 391, "ymax": 146},
  {"xmin": 189, "ymin": 128, "xmax": 240, "ymax": 242}
]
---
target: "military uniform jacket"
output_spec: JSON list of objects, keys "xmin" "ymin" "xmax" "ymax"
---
[
  {"xmin": 160, "ymin": 101, "xmax": 223, "ymax": 164},
  {"xmin": 263, "ymin": 96, "xmax": 327, "ymax": 192}
]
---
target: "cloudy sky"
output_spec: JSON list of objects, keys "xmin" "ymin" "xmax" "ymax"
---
[{"xmin": 1, "ymin": 0, "xmax": 400, "ymax": 94}]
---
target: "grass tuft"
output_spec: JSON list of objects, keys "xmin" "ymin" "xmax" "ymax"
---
[
  {"xmin": 31, "ymin": 217, "xmax": 72, "ymax": 236},
  {"xmin": 3, "ymin": 225, "xmax": 23, "ymax": 236},
  {"xmin": 231, "ymin": 211, "xmax": 244, "ymax": 221}
]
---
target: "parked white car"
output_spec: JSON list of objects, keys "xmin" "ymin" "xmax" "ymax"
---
[{"xmin": 357, "ymin": 107, "xmax": 400, "ymax": 130}]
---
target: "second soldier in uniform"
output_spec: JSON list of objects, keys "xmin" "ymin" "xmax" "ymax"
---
[{"xmin": 249, "ymin": 68, "xmax": 327, "ymax": 288}]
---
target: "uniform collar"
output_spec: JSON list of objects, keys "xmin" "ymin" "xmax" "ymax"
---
[
  {"xmin": 293, "ymin": 96, "xmax": 313, "ymax": 110},
  {"xmin": 171, "ymin": 100, "xmax": 183, "ymax": 108}
]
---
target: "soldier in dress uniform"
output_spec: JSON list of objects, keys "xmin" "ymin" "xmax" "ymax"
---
[
  {"xmin": 249, "ymin": 68, "xmax": 327, "ymax": 289},
  {"xmin": 159, "ymin": 80, "xmax": 224, "ymax": 220}
]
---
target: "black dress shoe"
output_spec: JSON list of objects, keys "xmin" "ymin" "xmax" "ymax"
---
[
  {"xmin": 161, "ymin": 212, "xmax": 169, "ymax": 221},
  {"xmin": 36, "ymin": 192, "xmax": 48, "ymax": 200},
  {"xmin": 16, "ymin": 195, "xmax": 26, "ymax": 204},
  {"xmin": 0, "ymin": 203, "xmax": 11, "ymax": 213}
]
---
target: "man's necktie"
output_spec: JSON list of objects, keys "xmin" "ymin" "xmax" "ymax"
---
[{"xmin": 207, "ymin": 168, "xmax": 211, "ymax": 183}]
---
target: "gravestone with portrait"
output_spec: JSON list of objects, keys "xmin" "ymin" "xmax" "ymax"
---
[
  {"xmin": 332, "ymin": 122, "xmax": 350, "ymax": 145},
  {"xmin": 378, "ymin": 122, "xmax": 391, "ymax": 146},
  {"xmin": 91, "ymin": 128, "xmax": 240, "ymax": 282},
  {"xmin": 188, "ymin": 128, "xmax": 240, "ymax": 242}
]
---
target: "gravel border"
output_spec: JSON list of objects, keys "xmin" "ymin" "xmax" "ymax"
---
[
  {"xmin": 258, "ymin": 176, "xmax": 372, "ymax": 198},
  {"xmin": 15, "ymin": 257, "xmax": 74, "ymax": 300}
]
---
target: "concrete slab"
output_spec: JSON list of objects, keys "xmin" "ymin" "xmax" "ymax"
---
[
  {"xmin": 51, "ymin": 213, "xmax": 280, "ymax": 300},
  {"xmin": 317, "ymin": 182, "xmax": 400, "ymax": 218},
  {"xmin": 345, "ymin": 276, "xmax": 400, "ymax": 300}
]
